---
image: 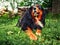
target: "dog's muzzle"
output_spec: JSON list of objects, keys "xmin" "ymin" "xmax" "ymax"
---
[
  {"xmin": 34, "ymin": 13, "xmax": 39, "ymax": 17},
  {"xmin": 33, "ymin": 7, "xmax": 39, "ymax": 17}
]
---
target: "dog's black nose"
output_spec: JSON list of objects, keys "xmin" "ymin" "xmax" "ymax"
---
[{"xmin": 34, "ymin": 10, "xmax": 36, "ymax": 13}]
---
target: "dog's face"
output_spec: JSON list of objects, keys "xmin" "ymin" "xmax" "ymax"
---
[
  {"xmin": 32, "ymin": 6, "xmax": 40, "ymax": 17},
  {"xmin": 31, "ymin": 4, "xmax": 43, "ymax": 21}
]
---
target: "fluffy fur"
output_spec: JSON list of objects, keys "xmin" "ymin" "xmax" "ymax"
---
[{"xmin": 16, "ymin": 5, "xmax": 46, "ymax": 31}]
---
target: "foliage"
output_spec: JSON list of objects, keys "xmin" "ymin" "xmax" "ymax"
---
[
  {"xmin": 19, "ymin": 1, "xmax": 25, "ymax": 6},
  {"xmin": 0, "ymin": 13, "xmax": 60, "ymax": 45},
  {"xmin": 19, "ymin": 0, "xmax": 52, "ymax": 8}
]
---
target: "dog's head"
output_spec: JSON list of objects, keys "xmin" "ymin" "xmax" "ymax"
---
[
  {"xmin": 28, "ymin": 4, "xmax": 44, "ymax": 21},
  {"xmin": 32, "ymin": 4, "xmax": 43, "ymax": 16}
]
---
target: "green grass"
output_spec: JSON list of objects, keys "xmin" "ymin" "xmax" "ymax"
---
[{"xmin": 0, "ymin": 13, "xmax": 60, "ymax": 45}]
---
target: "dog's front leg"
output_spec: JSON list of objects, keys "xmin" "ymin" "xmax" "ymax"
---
[{"xmin": 25, "ymin": 27, "xmax": 37, "ymax": 40}]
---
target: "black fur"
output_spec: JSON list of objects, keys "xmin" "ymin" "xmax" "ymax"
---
[{"xmin": 16, "ymin": 6, "xmax": 46, "ymax": 31}]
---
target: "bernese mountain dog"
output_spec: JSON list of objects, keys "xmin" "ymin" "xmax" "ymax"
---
[{"xmin": 16, "ymin": 4, "xmax": 46, "ymax": 40}]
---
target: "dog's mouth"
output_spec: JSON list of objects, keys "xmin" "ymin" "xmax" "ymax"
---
[{"xmin": 34, "ymin": 12, "xmax": 39, "ymax": 17}]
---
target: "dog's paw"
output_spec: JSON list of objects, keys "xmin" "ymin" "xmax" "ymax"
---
[
  {"xmin": 29, "ymin": 33, "xmax": 37, "ymax": 40},
  {"xmin": 36, "ymin": 32, "xmax": 41, "ymax": 36},
  {"xmin": 25, "ymin": 30, "xmax": 37, "ymax": 40},
  {"xmin": 36, "ymin": 29, "xmax": 42, "ymax": 36}
]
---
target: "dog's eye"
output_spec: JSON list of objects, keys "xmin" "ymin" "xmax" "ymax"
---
[{"xmin": 34, "ymin": 8, "xmax": 36, "ymax": 10}]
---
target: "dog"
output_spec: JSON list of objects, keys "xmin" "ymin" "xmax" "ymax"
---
[{"xmin": 16, "ymin": 4, "xmax": 46, "ymax": 40}]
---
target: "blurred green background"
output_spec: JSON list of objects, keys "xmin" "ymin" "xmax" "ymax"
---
[
  {"xmin": 0, "ymin": 13, "xmax": 60, "ymax": 45},
  {"xmin": 0, "ymin": 0, "xmax": 60, "ymax": 45}
]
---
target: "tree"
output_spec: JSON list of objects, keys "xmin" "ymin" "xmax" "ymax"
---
[{"xmin": 52, "ymin": 0, "xmax": 60, "ymax": 14}]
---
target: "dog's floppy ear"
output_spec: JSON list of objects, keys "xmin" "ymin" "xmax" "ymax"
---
[
  {"xmin": 38, "ymin": 5, "xmax": 48, "ymax": 15},
  {"xmin": 20, "ymin": 6, "xmax": 33, "ymax": 20},
  {"xmin": 37, "ymin": 5, "xmax": 46, "ymax": 26},
  {"xmin": 38, "ymin": 5, "xmax": 43, "ymax": 11},
  {"xmin": 28, "ymin": 6, "xmax": 33, "ymax": 13}
]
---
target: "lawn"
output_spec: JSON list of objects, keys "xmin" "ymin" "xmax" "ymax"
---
[{"xmin": 0, "ymin": 13, "xmax": 60, "ymax": 45}]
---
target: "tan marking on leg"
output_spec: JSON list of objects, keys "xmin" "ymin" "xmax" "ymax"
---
[{"xmin": 25, "ymin": 27, "xmax": 37, "ymax": 40}]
